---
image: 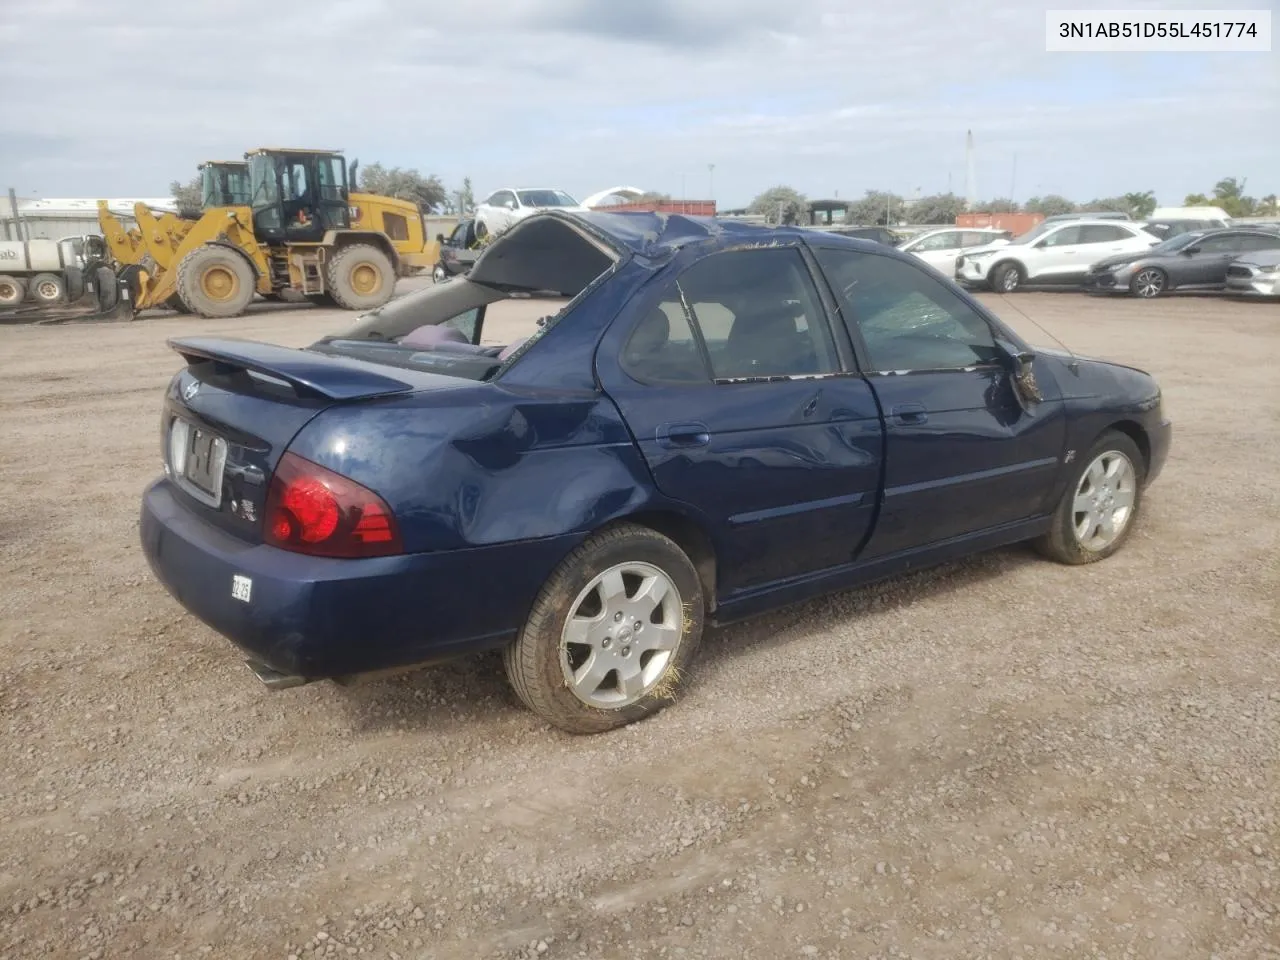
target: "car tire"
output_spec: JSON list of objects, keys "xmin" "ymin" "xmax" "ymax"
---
[
  {"xmin": 1034, "ymin": 430, "xmax": 1146, "ymax": 565},
  {"xmin": 503, "ymin": 523, "xmax": 706, "ymax": 735},
  {"xmin": 990, "ymin": 261, "xmax": 1024, "ymax": 293},
  {"xmin": 1129, "ymin": 267, "xmax": 1167, "ymax": 299},
  {"xmin": 29, "ymin": 272, "xmax": 66, "ymax": 304},
  {"xmin": 324, "ymin": 243, "xmax": 395, "ymax": 311},
  {"xmin": 474, "ymin": 218, "xmax": 490, "ymax": 241},
  {"xmin": 177, "ymin": 244, "xmax": 256, "ymax": 318},
  {"xmin": 0, "ymin": 274, "xmax": 27, "ymax": 307},
  {"xmin": 432, "ymin": 263, "xmax": 447, "ymax": 283}
]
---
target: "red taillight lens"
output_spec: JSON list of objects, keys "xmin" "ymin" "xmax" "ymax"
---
[{"xmin": 264, "ymin": 452, "xmax": 403, "ymax": 558}]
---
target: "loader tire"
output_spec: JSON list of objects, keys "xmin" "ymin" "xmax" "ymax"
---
[
  {"xmin": 29, "ymin": 272, "xmax": 66, "ymax": 304},
  {"xmin": 95, "ymin": 267, "xmax": 119, "ymax": 310},
  {"xmin": 0, "ymin": 274, "xmax": 26, "ymax": 307},
  {"xmin": 64, "ymin": 265, "xmax": 86, "ymax": 303},
  {"xmin": 324, "ymin": 243, "xmax": 395, "ymax": 311},
  {"xmin": 176, "ymin": 245, "xmax": 256, "ymax": 318}
]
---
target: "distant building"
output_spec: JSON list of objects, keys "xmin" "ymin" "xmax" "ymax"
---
[{"xmin": 1, "ymin": 197, "xmax": 177, "ymax": 241}]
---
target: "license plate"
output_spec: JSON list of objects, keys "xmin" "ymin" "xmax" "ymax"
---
[{"xmin": 169, "ymin": 418, "xmax": 228, "ymax": 507}]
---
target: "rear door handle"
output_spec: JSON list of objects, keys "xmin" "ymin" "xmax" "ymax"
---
[
  {"xmin": 890, "ymin": 402, "xmax": 928, "ymax": 425},
  {"xmin": 655, "ymin": 421, "xmax": 710, "ymax": 448}
]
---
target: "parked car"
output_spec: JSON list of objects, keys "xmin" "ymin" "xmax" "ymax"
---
[
  {"xmin": 896, "ymin": 227, "xmax": 1012, "ymax": 273},
  {"xmin": 1041, "ymin": 212, "xmax": 1130, "ymax": 223},
  {"xmin": 956, "ymin": 219, "xmax": 1160, "ymax": 292},
  {"xmin": 474, "ymin": 187, "xmax": 587, "ymax": 238},
  {"xmin": 433, "ymin": 218, "xmax": 480, "ymax": 282},
  {"xmin": 140, "ymin": 210, "xmax": 1171, "ymax": 734},
  {"xmin": 830, "ymin": 225, "xmax": 900, "ymax": 245},
  {"xmin": 1225, "ymin": 247, "xmax": 1280, "ymax": 299},
  {"xmin": 1142, "ymin": 218, "xmax": 1231, "ymax": 240},
  {"xmin": 1084, "ymin": 227, "xmax": 1280, "ymax": 298}
]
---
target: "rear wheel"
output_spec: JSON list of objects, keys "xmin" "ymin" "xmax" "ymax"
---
[
  {"xmin": 0, "ymin": 274, "xmax": 26, "ymax": 307},
  {"xmin": 324, "ymin": 243, "xmax": 395, "ymax": 310},
  {"xmin": 29, "ymin": 272, "xmax": 66, "ymax": 304},
  {"xmin": 176, "ymin": 245, "xmax": 256, "ymax": 318},
  {"xmin": 1034, "ymin": 430, "xmax": 1145, "ymax": 565},
  {"xmin": 503, "ymin": 524, "xmax": 705, "ymax": 734},
  {"xmin": 990, "ymin": 261, "xmax": 1023, "ymax": 293},
  {"xmin": 1130, "ymin": 267, "xmax": 1167, "ymax": 299},
  {"xmin": 64, "ymin": 265, "xmax": 86, "ymax": 303}
]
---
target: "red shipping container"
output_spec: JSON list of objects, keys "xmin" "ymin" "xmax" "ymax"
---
[{"xmin": 956, "ymin": 212, "xmax": 1043, "ymax": 235}]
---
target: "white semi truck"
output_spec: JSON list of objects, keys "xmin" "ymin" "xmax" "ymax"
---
[{"xmin": 0, "ymin": 235, "xmax": 101, "ymax": 308}]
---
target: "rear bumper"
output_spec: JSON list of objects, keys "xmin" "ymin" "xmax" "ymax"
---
[{"xmin": 140, "ymin": 479, "xmax": 582, "ymax": 679}]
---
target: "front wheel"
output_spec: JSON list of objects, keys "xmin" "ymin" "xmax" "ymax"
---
[
  {"xmin": 990, "ymin": 262, "xmax": 1023, "ymax": 293},
  {"xmin": 1035, "ymin": 430, "xmax": 1145, "ymax": 565},
  {"xmin": 503, "ymin": 524, "xmax": 705, "ymax": 734},
  {"xmin": 432, "ymin": 263, "xmax": 447, "ymax": 283},
  {"xmin": 324, "ymin": 243, "xmax": 395, "ymax": 311},
  {"xmin": 1130, "ymin": 267, "xmax": 1167, "ymax": 298}
]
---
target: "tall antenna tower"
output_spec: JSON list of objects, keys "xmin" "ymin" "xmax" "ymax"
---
[{"xmin": 965, "ymin": 130, "xmax": 977, "ymax": 207}]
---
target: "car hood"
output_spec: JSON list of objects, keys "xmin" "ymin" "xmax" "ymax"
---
[{"xmin": 1033, "ymin": 347, "xmax": 1160, "ymax": 405}]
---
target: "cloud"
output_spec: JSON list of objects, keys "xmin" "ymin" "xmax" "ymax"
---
[{"xmin": 0, "ymin": 0, "xmax": 1273, "ymax": 206}]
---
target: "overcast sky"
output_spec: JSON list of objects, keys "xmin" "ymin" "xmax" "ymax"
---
[{"xmin": 1, "ymin": 0, "xmax": 1275, "ymax": 208}]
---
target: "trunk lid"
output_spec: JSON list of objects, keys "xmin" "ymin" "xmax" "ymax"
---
[{"xmin": 160, "ymin": 336, "xmax": 453, "ymax": 542}]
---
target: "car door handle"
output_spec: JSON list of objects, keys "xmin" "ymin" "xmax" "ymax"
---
[
  {"xmin": 655, "ymin": 421, "xmax": 710, "ymax": 448},
  {"xmin": 890, "ymin": 403, "xmax": 928, "ymax": 425}
]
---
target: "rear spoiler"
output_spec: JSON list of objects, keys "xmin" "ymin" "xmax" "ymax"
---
[{"xmin": 169, "ymin": 336, "xmax": 415, "ymax": 401}]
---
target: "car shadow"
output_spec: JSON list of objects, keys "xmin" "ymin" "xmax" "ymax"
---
[{"xmin": 334, "ymin": 542, "xmax": 1042, "ymax": 734}]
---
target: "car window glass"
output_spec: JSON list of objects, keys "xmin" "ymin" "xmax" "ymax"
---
[
  {"xmin": 444, "ymin": 308, "xmax": 479, "ymax": 342},
  {"xmin": 914, "ymin": 232, "xmax": 958, "ymax": 252},
  {"xmin": 621, "ymin": 288, "xmax": 710, "ymax": 384},
  {"xmin": 1079, "ymin": 225, "xmax": 1129, "ymax": 243},
  {"xmin": 1237, "ymin": 234, "xmax": 1280, "ymax": 251},
  {"xmin": 676, "ymin": 248, "xmax": 839, "ymax": 379},
  {"xmin": 816, "ymin": 249, "xmax": 1002, "ymax": 372},
  {"xmin": 1041, "ymin": 225, "xmax": 1082, "ymax": 247},
  {"xmin": 1197, "ymin": 234, "xmax": 1242, "ymax": 253},
  {"xmin": 961, "ymin": 231, "xmax": 995, "ymax": 247}
]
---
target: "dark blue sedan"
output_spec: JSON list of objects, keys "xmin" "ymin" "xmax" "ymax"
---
[{"xmin": 141, "ymin": 211, "xmax": 1172, "ymax": 734}]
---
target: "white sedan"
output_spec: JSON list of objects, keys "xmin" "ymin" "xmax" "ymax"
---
[
  {"xmin": 897, "ymin": 227, "xmax": 1012, "ymax": 272},
  {"xmin": 474, "ymin": 188, "xmax": 587, "ymax": 238}
]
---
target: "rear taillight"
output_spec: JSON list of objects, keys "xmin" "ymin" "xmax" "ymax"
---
[{"xmin": 264, "ymin": 452, "xmax": 403, "ymax": 558}]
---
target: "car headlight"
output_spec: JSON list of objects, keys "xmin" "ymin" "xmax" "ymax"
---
[
  {"xmin": 1257, "ymin": 265, "xmax": 1280, "ymax": 276},
  {"xmin": 1110, "ymin": 261, "xmax": 1138, "ymax": 273}
]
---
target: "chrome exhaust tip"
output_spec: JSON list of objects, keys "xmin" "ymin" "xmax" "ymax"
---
[{"xmin": 244, "ymin": 659, "xmax": 311, "ymax": 690}]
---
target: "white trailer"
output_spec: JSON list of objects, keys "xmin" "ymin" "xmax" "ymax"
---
[{"xmin": 0, "ymin": 236, "xmax": 97, "ymax": 307}]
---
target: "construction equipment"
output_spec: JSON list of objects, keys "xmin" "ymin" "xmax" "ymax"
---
[
  {"xmin": 198, "ymin": 161, "xmax": 251, "ymax": 209},
  {"xmin": 97, "ymin": 147, "xmax": 441, "ymax": 318}
]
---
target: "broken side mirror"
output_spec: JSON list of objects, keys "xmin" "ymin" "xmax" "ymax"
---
[
  {"xmin": 436, "ymin": 233, "xmax": 445, "ymax": 244},
  {"xmin": 996, "ymin": 337, "xmax": 1043, "ymax": 408}
]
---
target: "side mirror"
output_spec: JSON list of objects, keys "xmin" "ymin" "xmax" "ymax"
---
[
  {"xmin": 995, "ymin": 337, "xmax": 1043, "ymax": 407},
  {"xmin": 436, "ymin": 233, "xmax": 445, "ymax": 243}
]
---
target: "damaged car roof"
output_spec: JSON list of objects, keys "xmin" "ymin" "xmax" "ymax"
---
[{"xmin": 539, "ymin": 210, "xmax": 809, "ymax": 261}]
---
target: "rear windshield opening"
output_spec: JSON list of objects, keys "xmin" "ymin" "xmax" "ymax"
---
[{"xmin": 310, "ymin": 215, "xmax": 618, "ymax": 382}]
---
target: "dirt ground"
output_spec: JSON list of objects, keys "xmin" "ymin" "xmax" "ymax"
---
[{"xmin": 1, "ymin": 280, "xmax": 1277, "ymax": 960}]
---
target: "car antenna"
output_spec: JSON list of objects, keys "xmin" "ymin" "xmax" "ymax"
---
[{"xmin": 994, "ymin": 293, "xmax": 1081, "ymax": 372}]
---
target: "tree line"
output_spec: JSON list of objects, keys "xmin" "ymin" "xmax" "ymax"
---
[{"xmin": 746, "ymin": 178, "xmax": 1277, "ymax": 227}]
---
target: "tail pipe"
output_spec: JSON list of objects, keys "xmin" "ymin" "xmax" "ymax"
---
[{"xmin": 244, "ymin": 659, "xmax": 312, "ymax": 691}]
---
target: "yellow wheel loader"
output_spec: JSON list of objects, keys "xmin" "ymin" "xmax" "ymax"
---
[{"xmin": 97, "ymin": 148, "xmax": 440, "ymax": 319}]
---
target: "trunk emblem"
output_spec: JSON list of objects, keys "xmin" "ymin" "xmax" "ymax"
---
[{"xmin": 183, "ymin": 381, "xmax": 200, "ymax": 401}]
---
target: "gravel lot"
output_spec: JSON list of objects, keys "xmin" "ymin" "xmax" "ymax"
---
[{"xmin": 1, "ymin": 281, "xmax": 1277, "ymax": 960}]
